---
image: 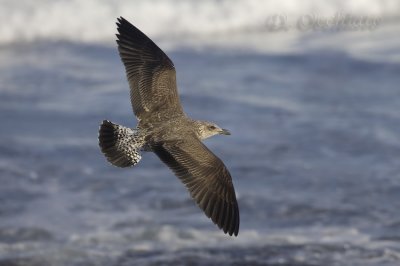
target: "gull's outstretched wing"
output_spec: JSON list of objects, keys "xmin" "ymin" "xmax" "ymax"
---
[
  {"xmin": 152, "ymin": 136, "xmax": 240, "ymax": 236},
  {"xmin": 116, "ymin": 17, "xmax": 184, "ymax": 123}
]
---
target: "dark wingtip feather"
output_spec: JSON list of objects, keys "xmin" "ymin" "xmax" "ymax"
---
[
  {"xmin": 234, "ymin": 204, "xmax": 240, "ymax": 236},
  {"xmin": 152, "ymin": 141, "xmax": 240, "ymax": 237},
  {"xmin": 117, "ymin": 16, "xmax": 124, "ymax": 25}
]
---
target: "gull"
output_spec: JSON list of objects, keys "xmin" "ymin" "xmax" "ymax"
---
[{"xmin": 99, "ymin": 17, "xmax": 239, "ymax": 236}]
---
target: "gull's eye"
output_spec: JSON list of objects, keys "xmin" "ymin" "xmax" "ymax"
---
[{"xmin": 209, "ymin": 125, "xmax": 216, "ymax": 130}]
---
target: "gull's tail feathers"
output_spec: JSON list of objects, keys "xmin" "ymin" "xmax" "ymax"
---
[{"xmin": 98, "ymin": 120, "xmax": 143, "ymax": 167}]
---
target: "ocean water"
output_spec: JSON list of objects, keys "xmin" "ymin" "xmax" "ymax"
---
[{"xmin": 1, "ymin": 1, "xmax": 400, "ymax": 265}]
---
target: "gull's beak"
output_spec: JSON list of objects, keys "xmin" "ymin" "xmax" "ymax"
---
[{"xmin": 220, "ymin": 128, "xmax": 231, "ymax": 135}]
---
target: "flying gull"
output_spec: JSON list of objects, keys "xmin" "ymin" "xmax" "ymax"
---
[{"xmin": 98, "ymin": 17, "xmax": 239, "ymax": 236}]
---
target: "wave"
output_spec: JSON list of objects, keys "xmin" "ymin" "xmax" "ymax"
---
[{"xmin": 0, "ymin": 0, "xmax": 398, "ymax": 45}]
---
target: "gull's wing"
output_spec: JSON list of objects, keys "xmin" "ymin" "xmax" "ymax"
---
[
  {"xmin": 116, "ymin": 17, "xmax": 184, "ymax": 123},
  {"xmin": 152, "ymin": 136, "xmax": 240, "ymax": 236}
]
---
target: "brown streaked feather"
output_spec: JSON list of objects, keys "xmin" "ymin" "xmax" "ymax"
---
[
  {"xmin": 116, "ymin": 17, "xmax": 184, "ymax": 123},
  {"xmin": 152, "ymin": 136, "xmax": 240, "ymax": 236}
]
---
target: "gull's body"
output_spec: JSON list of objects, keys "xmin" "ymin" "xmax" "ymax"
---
[{"xmin": 98, "ymin": 17, "xmax": 239, "ymax": 236}]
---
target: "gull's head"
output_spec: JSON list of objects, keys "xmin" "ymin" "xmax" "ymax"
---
[{"xmin": 196, "ymin": 120, "xmax": 231, "ymax": 140}]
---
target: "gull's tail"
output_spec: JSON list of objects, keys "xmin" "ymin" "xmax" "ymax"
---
[{"xmin": 98, "ymin": 120, "xmax": 143, "ymax": 167}]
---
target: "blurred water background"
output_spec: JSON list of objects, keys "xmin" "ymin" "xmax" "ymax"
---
[{"xmin": 1, "ymin": 0, "xmax": 400, "ymax": 265}]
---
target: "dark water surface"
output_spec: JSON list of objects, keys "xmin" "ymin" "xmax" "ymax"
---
[{"xmin": 0, "ymin": 42, "xmax": 400, "ymax": 265}]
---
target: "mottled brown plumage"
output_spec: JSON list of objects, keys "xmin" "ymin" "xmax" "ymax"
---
[
  {"xmin": 116, "ymin": 17, "xmax": 184, "ymax": 125},
  {"xmin": 99, "ymin": 17, "xmax": 239, "ymax": 236}
]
